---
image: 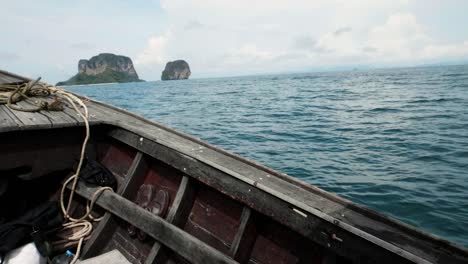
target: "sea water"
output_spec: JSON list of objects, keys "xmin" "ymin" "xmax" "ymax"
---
[{"xmin": 70, "ymin": 65, "xmax": 468, "ymax": 246}]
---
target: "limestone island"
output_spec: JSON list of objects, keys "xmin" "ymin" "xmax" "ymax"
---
[
  {"xmin": 161, "ymin": 60, "xmax": 191, "ymax": 81},
  {"xmin": 57, "ymin": 53, "xmax": 144, "ymax": 86}
]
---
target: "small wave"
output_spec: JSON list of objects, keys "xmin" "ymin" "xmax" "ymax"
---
[
  {"xmin": 385, "ymin": 76, "xmax": 409, "ymax": 81},
  {"xmin": 335, "ymin": 127, "xmax": 354, "ymax": 132},
  {"xmin": 450, "ymin": 84, "xmax": 468, "ymax": 88},
  {"xmin": 407, "ymin": 98, "xmax": 459, "ymax": 104},
  {"xmin": 291, "ymin": 75, "xmax": 320, "ymax": 81},
  {"xmin": 413, "ymin": 155, "xmax": 448, "ymax": 163},
  {"xmin": 388, "ymin": 81, "xmax": 410, "ymax": 85},
  {"xmin": 382, "ymin": 128, "xmax": 404, "ymax": 134},
  {"xmin": 399, "ymin": 176, "xmax": 436, "ymax": 184},
  {"xmin": 217, "ymin": 91, "xmax": 240, "ymax": 95},
  {"xmin": 286, "ymin": 95, "xmax": 304, "ymax": 100},
  {"xmin": 451, "ymin": 151, "xmax": 468, "ymax": 158},
  {"xmin": 405, "ymin": 114, "xmax": 454, "ymax": 120},
  {"xmin": 441, "ymin": 73, "xmax": 468, "ymax": 77},
  {"xmin": 367, "ymin": 107, "xmax": 403, "ymax": 113}
]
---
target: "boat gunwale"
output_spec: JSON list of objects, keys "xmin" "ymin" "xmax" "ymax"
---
[
  {"xmin": 88, "ymin": 96, "xmax": 468, "ymax": 252},
  {"xmin": 69, "ymin": 96, "xmax": 468, "ymax": 264}
]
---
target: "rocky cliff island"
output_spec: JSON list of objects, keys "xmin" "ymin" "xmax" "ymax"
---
[
  {"xmin": 57, "ymin": 53, "xmax": 143, "ymax": 85},
  {"xmin": 161, "ymin": 60, "xmax": 191, "ymax": 80}
]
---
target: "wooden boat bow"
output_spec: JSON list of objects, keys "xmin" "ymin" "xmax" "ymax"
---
[{"xmin": 1, "ymin": 69, "xmax": 467, "ymax": 264}]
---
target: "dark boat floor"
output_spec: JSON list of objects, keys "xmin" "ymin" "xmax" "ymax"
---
[{"xmin": 1, "ymin": 70, "xmax": 467, "ymax": 264}]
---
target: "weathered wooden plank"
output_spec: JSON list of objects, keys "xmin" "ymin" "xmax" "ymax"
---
[
  {"xmin": 36, "ymin": 98, "xmax": 81, "ymax": 127},
  {"xmin": 60, "ymin": 105, "xmax": 83, "ymax": 124},
  {"xmin": 0, "ymin": 92, "xmax": 99, "ymax": 132},
  {"xmin": 0, "ymin": 69, "xmax": 30, "ymax": 84},
  {"xmin": 73, "ymin": 182, "xmax": 238, "ymax": 264},
  {"xmin": 166, "ymin": 176, "xmax": 197, "ymax": 226},
  {"xmin": 230, "ymin": 207, "xmax": 256, "ymax": 262},
  {"xmin": 5, "ymin": 101, "xmax": 53, "ymax": 128},
  {"xmin": 0, "ymin": 75, "xmax": 21, "ymax": 84},
  {"xmin": 86, "ymin": 102, "xmax": 123, "ymax": 124},
  {"xmin": 81, "ymin": 152, "xmax": 146, "ymax": 258},
  {"xmin": 1, "ymin": 105, "xmax": 25, "ymax": 127},
  {"xmin": 145, "ymin": 243, "xmax": 165, "ymax": 264},
  {"xmin": 0, "ymin": 106, "xmax": 20, "ymax": 132},
  {"xmin": 80, "ymin": 102, "xmax": 105, "ymax": 124},
  {"xmin": 145, "ymin": 176, "xmax": 197, "ymax": 264},
  {"xmin": 45, "ymin": 111, "xmax": 79, "ymax": 127},
  {"xmin": 0, "ymin": 74, "xmax": 23, "ymax": 84},
  {"xmin": 120, "ymin": 152, "xmax": 148, "ymax": 198}
]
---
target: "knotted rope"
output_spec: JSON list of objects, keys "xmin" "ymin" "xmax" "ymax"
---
[
  {"xmin": 0, "ymin": 78, "xmax": 63, "ymax": 112},
  {"xmin": 1, "ymin": 78, "xmax": 113, "ymax": 263}
]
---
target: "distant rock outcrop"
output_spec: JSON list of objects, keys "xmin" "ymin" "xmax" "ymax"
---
[
  {"xmin": 161, "ymin": 60, "xmax": 191, "ymax": 81},
  {"xmin": 57, "ymin": 53, "xmax": 143, "ymax": 85}
]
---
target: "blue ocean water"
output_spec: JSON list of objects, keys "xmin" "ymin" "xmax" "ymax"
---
[{"xmin": 70, "ymin": 65, "xmax": 468, "ymax": 247}]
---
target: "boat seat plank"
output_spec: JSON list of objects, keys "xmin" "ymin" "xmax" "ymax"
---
[{"xmin": 72, "ymin": 181, "xmax": 238, "ymax": 264}]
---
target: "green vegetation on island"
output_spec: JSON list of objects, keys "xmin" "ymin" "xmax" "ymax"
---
[
  {"xmin": 57, "ymin": 68, "xmax": 142, "ymax": 86},
  {"xmin": 57, "ymin": 53, "xmax": 143, "ymax": 86}
]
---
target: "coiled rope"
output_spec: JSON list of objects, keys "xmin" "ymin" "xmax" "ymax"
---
[
  {"xmin": 0, "ymin": 78, "xmax": 63, "ymax": 112},
  {"xmin": 1, "ymin": 79, "xmax": 113, "ymax": 264}
]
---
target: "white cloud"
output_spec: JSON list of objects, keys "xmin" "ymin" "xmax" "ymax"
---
[
  {"xmin": 135, "ymin": 34, "xmax": 169, "ymax": 65},
  {"xmin": 421, "ymin": 41, "xmax": 468, "ymax": 60},
  {"xmin": 223, "ymin": 44, "xmax": 275, "ymax": 65},
  {"xmin": 366, "ymin": 12, "xmax": 430, "ymax": 61},
  {"xmin": 2, "ymin": 0, "xmax": 468, "ymax": 82},
  {"xmin": 134, "ymin": 1, "xmax": 468, "ymax": 78}
]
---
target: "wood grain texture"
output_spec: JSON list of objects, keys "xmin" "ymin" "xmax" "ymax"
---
[
  {"xmin": 73, "ymin": 181, "xmax": 238, "ymax": 264},
  {"xmin": 0, "ymin": 106, "xmax": 20, "ymax": 132},
  {"xmin": 5, "ymin": 101, "xmax": 52, "ymax": 128},
  {"xmin": 146, "ymin": 176, "xmax": 196, "ymax": 264},
  {"xmin": 81, "ymin": 152, "xmax": 146, "ymax": 258},
  {"xmin": 0, "ymin": 69, "xmax": 30, "ymax": 84},
  {"xmin": 230, "ymin": 207, "xmax": 257, "ymax": 262},
  {"xmin": 0, "ymin": 72, "xmax": 25, "ymax": 84}
]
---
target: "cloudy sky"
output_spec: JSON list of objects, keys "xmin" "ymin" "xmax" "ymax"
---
[{"xmin": 1, "ymin": 0, "xmax": 467, "ymax": 82}]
